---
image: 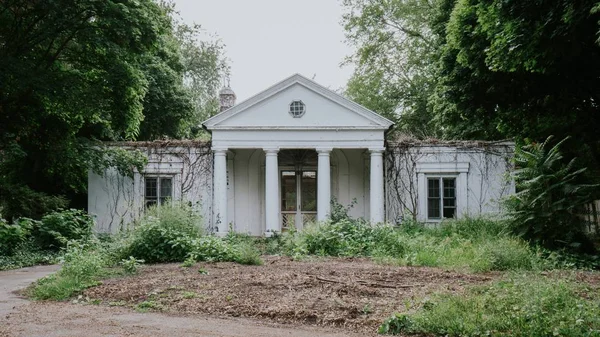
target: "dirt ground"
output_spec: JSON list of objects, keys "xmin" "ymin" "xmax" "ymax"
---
[
  {"xmin": 84, "ymin": 256, "xmax": 494, "ymax": 334},
  {"xmin": 2, "ymin": 259, "xmax": 599, "ymax": 337},
  {"xmin": 0, "ymin": 263, "xmax": 367, "ymax": 337}
]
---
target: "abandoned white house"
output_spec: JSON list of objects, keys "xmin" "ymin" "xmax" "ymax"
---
[{"xmin": 88, "ymin": 74, "xmax": 514, "ymax": 235}]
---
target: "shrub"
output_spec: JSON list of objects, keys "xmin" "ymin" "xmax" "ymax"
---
[
  {"xmin": 142, "ymin": 203, "xmax": 203, "ymax": 237},
  {"xmin": 126, "ymin": 218, "xmax": 195, "ymax": 263},
  {"xmin": 123, "ymin": 203, "xmax": 203, "ymax": 263},
  {"xmin": 505, "ymin": 137, "xmax": 597, "ymax": 253},
  {"xmin": 188, "ymin": 236, "xmax": 236, "ymax": 262},
  {"xmin": 379, "ymin": 273, "xmax": 600, "ymax": 336},
  {"xmin": 0, "ymin": 218, "xmax": 35, "ymax": 255},
  {"xmin": 35, "ymin": 209, "xmax": 94, "ymax": 250}
]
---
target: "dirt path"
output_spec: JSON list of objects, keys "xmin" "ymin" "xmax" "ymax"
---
[
  {"xmin": 0, "ymin": 265, "xmax": 372, "ymax": 337},
  {"xmin": 0, "ymin": 265, "xmax": 60, "ymax": 317}
]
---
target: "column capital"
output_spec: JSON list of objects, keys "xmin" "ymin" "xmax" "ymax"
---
[
  {"xmin": 212, "ymin": 147, "xmax": 228, "ymax": 154},
  {"xmin": 316, "ymin": 147, "xmax": 333, "ymax": 154},
  {"xmin": 368, "ymin": 147, "xmax": 385, "ymax": 155},
  {"xmin": 263, "ymin": 147, "xmax": 279, "ymax": 155}
]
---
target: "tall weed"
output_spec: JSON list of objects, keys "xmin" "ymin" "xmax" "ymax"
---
[{"xmin": 31, "ymin": 241, "xmax": 106, "ymax": 300}]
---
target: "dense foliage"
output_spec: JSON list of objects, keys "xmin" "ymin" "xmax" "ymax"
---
[
  {"xmin": 342, "ymin": 0, "xmax": 441, "ymax": 137},
  {"xmin": 124, "ymin": 203, "xmax": 204, "ymax": 263},
  {"xmin": 0, "ymin": 209, "xmax": 92, "ymax": 270},
  {"xmin": 35, "ymin": 209, "xmax": 94, "ymax": 250},
  {"xmin": 0, "ymin": 0, "xmax": 228, "ymax": 219}
]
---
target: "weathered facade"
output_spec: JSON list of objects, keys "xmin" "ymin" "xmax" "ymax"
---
[{"xmin": 88, "ymin": 74, "xmax": 514, "ymax": 234}]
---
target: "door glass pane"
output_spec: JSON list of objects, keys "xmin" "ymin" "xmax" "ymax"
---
[
  {"xmin": 301, "ymin": 171, "xmax": 317, "ymax": 211},
  {"xmin": 281, "ymin": 171, "xmax": 297, "ymax": 211}
]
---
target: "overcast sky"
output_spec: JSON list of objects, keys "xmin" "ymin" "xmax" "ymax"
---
[{"xmin": 173, "ymin": 0, "xmax": 354, "ymax": 101}]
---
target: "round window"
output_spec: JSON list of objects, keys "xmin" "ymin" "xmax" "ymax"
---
[{"xmin": 289, "ymin": 100, "xmax": 306, "ymax": 118}]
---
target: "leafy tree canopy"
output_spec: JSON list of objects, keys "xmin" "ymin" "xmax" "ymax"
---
[
  {"xmin": 0, "ymin": 0, "xmax": 228, "ymax": 219},
  {"xmin": 342, "ymin": 0, "xmax": 442, "ymax": 138}
]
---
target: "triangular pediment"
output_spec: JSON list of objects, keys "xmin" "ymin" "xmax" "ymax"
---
[{"xmin": 203, "ymin": 74, "xmax": 394, "ymax": 130}]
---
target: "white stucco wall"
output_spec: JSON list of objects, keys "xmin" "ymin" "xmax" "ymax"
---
[
  {"xmin": 88, "ymin": 144, "xmax": 213, "ymax": 233},
  {"xmin": 385, "ymin": 142, "xmax": 515, "ymax": 224}
]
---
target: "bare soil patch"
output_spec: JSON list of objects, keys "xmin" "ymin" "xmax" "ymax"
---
[{"xmin": 85, "ymin": 256, "xmax": 494, "ymax": 334}]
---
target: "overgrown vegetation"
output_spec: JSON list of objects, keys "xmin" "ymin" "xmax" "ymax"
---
[
  {"xmin": 31, "ymin": 241, "xmax": 109, "ymax": 300},
  {"xmin": 268, "ymin": 217, "xmax": 560, "ymax": 273},
  {"xmin": 257, "ymin": 202, "xmax": 598, "ymax": 272},
  {"xmin": 0, "ymin": 241, "xmax": 58, "ymax": 271},
  {"xmin": 26, "ymin": 203, "xmax": 263, "ymax": 300},
  {"xmin": 379, "ymin": 273, "xmax": 600, "ymax": 337}
]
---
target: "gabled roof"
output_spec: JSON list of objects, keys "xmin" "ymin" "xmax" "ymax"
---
[{"xmin": 202, "ymin": 73, "xmax": 395, "ymax": 130}]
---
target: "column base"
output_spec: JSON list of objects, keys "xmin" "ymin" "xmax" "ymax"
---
[{"xmin": 263, "ymin": 230, "xmax": 279, "ymax": 238}]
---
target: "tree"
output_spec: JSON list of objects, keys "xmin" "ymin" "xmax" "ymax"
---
[
  {"xmin": 0, "ymin": 0, "xmax": 173, "ymax": 219},
  {"xmin": 435, "ymin": 0, "xmax": 600, "ymax": 151},
  {"xmin": 177, "ymin": 22, "xmax": 229, "ymax": 128},
  {"xmin": 137, "ymin": 2, "xmax": 229, "ymax": 140},
  {"xmin": 342, "ymin": 0, "xmax": 442, "ymax": 137}
]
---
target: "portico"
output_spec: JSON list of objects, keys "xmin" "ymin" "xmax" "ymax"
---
[{"xmin": 203, "ymin": 74, "xmax": 394, "ymax": 236}]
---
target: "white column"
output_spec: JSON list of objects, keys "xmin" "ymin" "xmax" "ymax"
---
[
  {"xmin": 264, "ymin": 148, "xmax": 280, "ymax": 236},
  {"xmin": 317, "ymin": 148, "xmax": 332, "ymax": 221},
  {"xmin": 213, "ymin": 148, "xmax": 228, "ymax": 235},
  {"xmin": 369, "ymin": 148, "xmax": 385, "ymax": 224}
]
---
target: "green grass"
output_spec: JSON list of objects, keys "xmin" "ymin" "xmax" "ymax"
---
[
  {"xmin": 379, "ymin": 272, "xmax": 600, "ymax": 336},
  {"xmin": 135, "ymin": 300, "xmax": 163, "ymax": 312}
]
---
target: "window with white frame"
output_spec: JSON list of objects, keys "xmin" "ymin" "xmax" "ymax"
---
[
  {"xmin": 427, "ymin": 177, "xmax": 457, "ymax": 220},
  {"xmin": 289, "ymin": 100, "xmax": 306, "ymax": 118},
  {"xmin": 145, "ymin": 176, "xmax": 173, "ymax": 208}
]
